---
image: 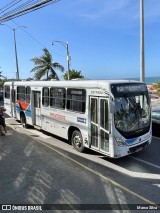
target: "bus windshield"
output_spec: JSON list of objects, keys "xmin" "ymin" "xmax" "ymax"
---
[{"xmin": 114, "ymin": 94, "xmax": 150, "ymax": 133}]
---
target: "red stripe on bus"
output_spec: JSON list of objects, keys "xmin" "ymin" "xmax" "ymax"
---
[{"xmin": 16, "ymin": 101, "xmax": 29, "ymax": 110}]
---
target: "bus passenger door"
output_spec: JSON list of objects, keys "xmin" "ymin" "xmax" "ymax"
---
[
  {"xmin": 90, "ymin": 97, "xmax": 109, "ymax": 154},
  {"xmin": 90, "ymin": 97, "xmax": 99, "ymax": 149},
  {"xmin": 99, "ymin": 98, "xmax": 109, "ymax": 153},
  {"xmin": 11, "ymin": 89, "xmax": 16, "ymax": 118},
  {"xmin": 32, "ymin": 91, "xmax": 41, "ymax": 127}
]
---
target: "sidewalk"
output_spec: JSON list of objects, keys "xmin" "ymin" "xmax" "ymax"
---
[{"xmin": 151, "ymin": 97, "xmax": 160, "ymax": 108}]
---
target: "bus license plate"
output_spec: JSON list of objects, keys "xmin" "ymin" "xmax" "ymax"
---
[{"xmin": 135, "ymin": 147, "xmax": 143, "ymax": 153}]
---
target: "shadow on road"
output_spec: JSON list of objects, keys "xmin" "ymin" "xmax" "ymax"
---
[{"xmin": 152, "ymin": 123, "xmax": 160, "ymax": 138}]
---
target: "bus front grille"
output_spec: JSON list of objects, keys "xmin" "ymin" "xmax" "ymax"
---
[{"xmin": 129, "ymin": 141, "xmax": 149, "ymax": 154}]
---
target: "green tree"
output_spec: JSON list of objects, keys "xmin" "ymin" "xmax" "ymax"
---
[
  {"xmin": 26, "ymin": 77, "xmax": 34, "ymax": 81},
  {"xmin": 30, "ymin": 48, "xmax": 64, "ymax": 80},
  {"xmin": 63, "ymin": 69, "xmax": 84, "ymax": 80},
  {"xmin": 0, "ymin": 80, "xmax": 5, "ymax": 89}
]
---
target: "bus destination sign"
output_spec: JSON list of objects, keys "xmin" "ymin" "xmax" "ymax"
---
[{"xmin": 111, "ymin": 83, "xmax": 147, "ymax": 96}]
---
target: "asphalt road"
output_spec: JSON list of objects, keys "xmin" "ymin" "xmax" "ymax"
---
[
  {"xmin": 0, "ymin": 117, "xmax": 159, "ymax": 213},
  {"xmin": 1, "ymin": 99, "xmax": 160, "ymax": 213}
]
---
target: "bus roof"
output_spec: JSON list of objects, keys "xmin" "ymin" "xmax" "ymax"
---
[{"xmin": 4, "ymin": 79, "xmax": 143, "ymax": 90}]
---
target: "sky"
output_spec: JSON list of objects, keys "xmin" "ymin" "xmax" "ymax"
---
[{"xmin": 0, "ymin": 0, "xmax": 160, "ymax": 80}]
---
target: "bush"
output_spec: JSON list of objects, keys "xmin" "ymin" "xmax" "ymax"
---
[{"xmin": 153, "ymin": 82, "xmax": 160, "ymax": 96}]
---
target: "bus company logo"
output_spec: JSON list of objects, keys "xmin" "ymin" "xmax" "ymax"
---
[
  {"xmin": 2, "ymin": 205, "xmax": 11, "ymax": 210},
  {"xmin": 77, "ymin": 117, "xmax": 86, "ymax": 124},
  {"xmin": 91, "ymin": 90, "xmax": 104, "ymax": 95}
]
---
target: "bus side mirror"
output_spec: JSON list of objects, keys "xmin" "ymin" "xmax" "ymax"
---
[{"xmin": 109, "ymin": 102, "xmax": 115, "ymax": 113}]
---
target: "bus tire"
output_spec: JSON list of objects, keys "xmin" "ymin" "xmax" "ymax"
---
[
  {"xmin": 20, "ymin": 114, "xmax": 27, "ymax": 128},
  {"xmin": 71, "ymin": 130, "xmax": 85, "ymax": 152}
]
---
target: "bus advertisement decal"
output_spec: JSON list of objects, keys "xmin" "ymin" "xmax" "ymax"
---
[
  {"xmin": 16, "ymin": 100, "xmax": 30, "ymax": 111},
  {"xmin": 25, "ymin": 106, "xmax": 32, "ymax": 117},
  {"xmin": 50, "ymin": 112, "xmax": 65, "ymax": 120}
]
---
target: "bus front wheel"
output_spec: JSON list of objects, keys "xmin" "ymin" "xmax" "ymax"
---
[{"xmin": 71, "ymin": 130, "xmax": 85, "ymax": 152}]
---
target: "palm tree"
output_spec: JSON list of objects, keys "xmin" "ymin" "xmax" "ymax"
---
[
  {"xmin": 30, "ymin": 48, "xmax": 64, "ymax": 80},
  {"xmin": 63, "ymin": 69, "xmax": 84, "ymax": 80}
]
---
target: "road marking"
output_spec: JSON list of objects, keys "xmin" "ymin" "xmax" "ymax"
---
[
  {"xmin": 130, "ymin": 156, "xmax": 160, "ymax": 170},
  {"xmin": 35, "ymin": 140, "xmax": 160, "ymax": 209},
  {"xmin": 153, "ymin": 184, "xmax": 160, "ymax": 188},
  {"xmin": 152, "ymin": 136, "xmax": 160, "ymax": 140}
]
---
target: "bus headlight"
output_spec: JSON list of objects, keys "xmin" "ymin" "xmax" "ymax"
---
[{"xmin": 115, "ymin": 137, "xmax": 126, "ymax": 147}]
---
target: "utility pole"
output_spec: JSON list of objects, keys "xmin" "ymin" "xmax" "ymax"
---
[
  {"xmin": 13, "ymin": 29, "xmax": 20, "ymax": 80},
  {"xmin": 66, "ymin": 42, "xmax": 70, "ymax": 80},
  {"xmin": 0, "ymin": 24, "xmax": 27, "ymax": 80},
  {"xmin": 140, "ymin": 0, "xmax": 145, "ymax": 82}
]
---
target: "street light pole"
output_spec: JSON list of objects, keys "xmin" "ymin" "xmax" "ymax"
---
[
  {"xmin": 52, "ymin": 40, "xmax": 71, "ymax": 80},
  {"xmin": 0, "ymin": 24, "xmax": 27, "ymax": 80},
  {"xmin": 13, "ymin": 29, "xmax": 20, "ymax": 80},
  {"xmin": 66, "ymin": 42, "xmax": 70, "ymax": 80},
  {"xmin": 140, "ymin": 0, "xmax": 145, "ymax": 82}
]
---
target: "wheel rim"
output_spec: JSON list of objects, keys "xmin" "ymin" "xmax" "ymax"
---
[{"xmin": 73, "ymin": 134, "xmax": 82, "ymax": 148}]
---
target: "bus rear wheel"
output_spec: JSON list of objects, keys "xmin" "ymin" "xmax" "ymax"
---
[
  {"xmin": 71, "ymin": 130, "xmax": 85, "ymax": 152},
  {"xmin": 20, "ymin": 114, "xmax": 27, "ymax": 128}
]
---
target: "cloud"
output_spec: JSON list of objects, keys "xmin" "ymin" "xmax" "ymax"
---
[
  {"xmin": 63, "ymin": 0, "xmax": 160, "ymax": 29},
  {"xmin": 73, "ymin": 0, "xmax": 130, "ymax": 20},
  {"xmin": 64, "ymin": 0, "xmax": 137, "ymax": 29}
]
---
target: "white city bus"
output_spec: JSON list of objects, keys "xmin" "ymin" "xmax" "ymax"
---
[{"xmin": 4, "ymin": 80, "xmax": 152, "ymax": 158}]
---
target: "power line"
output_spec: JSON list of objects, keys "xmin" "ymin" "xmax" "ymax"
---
[
  {"xmin": 0, "ymin": 0, "xmax": 60, "ymax": 23},
  {"xmin": 0, "ymin": 1, "xmax": 42, "ymax": 17},
  {"xmin": 0, "ymin": 1, "xmax": 23, "ymax": 15},
  {"xmin": 10, "ymin": 20, "xmax": 65, "ymax": 58}
]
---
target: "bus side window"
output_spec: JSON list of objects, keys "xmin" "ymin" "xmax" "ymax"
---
[
  {"xmin": 17, "ymin": 86, "xmax": 25, "ymax": 101},
  {"xmin": 50, "ymin": 87, "xmax": 66, "ymax": 109},
  {"xmin": 42, "ymin": 87, "xmax": 49, "ymax": 107},
  {"xmin": 67, "ymin": 89, "xmax": 86, "ymax": 113},
  {"xmin": 11, "ymin": 90, "xmax": 15, "ymax": 103},
  {"xmin": 91, "ymin": 98, "xmax": 97, "ymax": 123},
  {"xmin": 26, "ymin": 86, "xmax": 31, "ymax": 103},
  {"xmin": 4, "ymin": 86, "xmax": 10, "ymax": 99},
  {"xmin": 100, "ymin": 99, "xmax": 109, "ymax": 131}
]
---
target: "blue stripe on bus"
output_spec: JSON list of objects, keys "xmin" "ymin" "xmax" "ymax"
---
[
  {"xmin": 16, "ymin": 104, "xmax": 20, "ymax": 113},
  {"xmin": 126, "ymin": 138, "xmax": 137, "ymax": 145},
  {"xmin": 25, "ymin": 105, "xmax": 31, "ymax": 117}
]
